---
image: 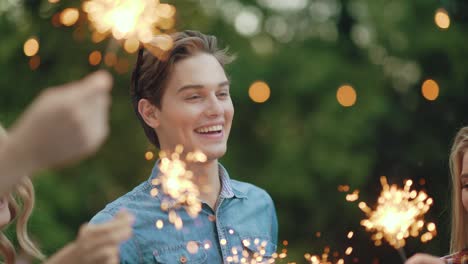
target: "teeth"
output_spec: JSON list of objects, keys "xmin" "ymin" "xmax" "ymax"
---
[{"xmin": 196, "ymin": 125, "xmax": 223, "ymax": 133}]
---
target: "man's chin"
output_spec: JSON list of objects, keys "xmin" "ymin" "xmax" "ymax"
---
[{"xmin": 201, "ymin": 146, "xmax": 227, "ymax": 161}]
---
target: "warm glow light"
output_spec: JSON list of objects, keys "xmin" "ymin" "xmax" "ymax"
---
[
  {"xmin": 29, "ymin": 55, "xmax": 41, "ymax": 70},
  {"xmin": 151, "ymin": 146, "xmax": 207, "ymax": 229},
  {"xmin": 82, "ymin": 0, "xmax": 176, "ymax": 45},
  {"xmin": 434, "ymin": 8, "xmax": 450, "ymax": 29},
  {"xmin": 306, "ymin": 246, "xmax": 343, "ymax": 264},
  {"xmin": 186, "ymin": 241, "xmax": 199, "ymax": 254},
  {"xmin": 91, "ymin": 31, "xmax": 107, "ymax": 43},
  {"xmin": 88, "ymin": 50, "xmax": 102, "ymax": 66},
  {"xmin": 346, "ymin": 190, "xmax": 360, "ymax": 202},
  {"xmin": 145, "ymin": 151, "xmax": 155, "ymax": 161},
  {"xmin": 124, "ymin": 38, "xmax": 140, "ymax": 53},
  {"xmin": 421, "ymin": 79, "xmax": 439, "ymax": 101},
  {"xmin": 104, "ymin": 52, "xmax": 117, "ymax": 66},
  {"xmin": 336, "ymin": 85, "xmax": 357, "ymax": 107},
  {"xmin": 155, "ymin": 3, "xmax": 176, "ymax": 18},
  {"xmin": 347, "ymin": 231, "xmax": 354, "ymax": 239},
  {"xmin": 155, "ymin": 219, "xmax": 163, "ymax": 229},
  {"xmin": 249, "ymin": 81, "xmax": 271, "ymax": 103},
  {"xmin": 24, "ymin": 38, "xmax": 39, "ymax": 57},
  {"xmin": 48, "ymin": 0, "xmax": 60, "ymax": 3},
  {"xmin": 357, "ymin": 176, "xmax": 435, "ymax": 248},
  {"xmin": 60, "ymin": 8, "xmax": 80, "ymax": 26}
]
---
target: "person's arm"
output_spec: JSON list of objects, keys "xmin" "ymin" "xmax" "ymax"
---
[
  {"xmin": 45, "ymin": 210, "xmax": 133, "ymax": 264},
  {"xmin": 406, "ymin": 253, "xmax": 446, "ymax": 264},
  {"xmin": 0, "ymin": 71, "xmax": 112, "ymax": 195}
]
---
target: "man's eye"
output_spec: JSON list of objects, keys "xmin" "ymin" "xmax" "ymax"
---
[
  {"xmin": 186, "ymin": 95, "xmax": 201, "ymax": 100},
  {"xmin": 463, "ymin": 184, "xmax": 468, "ymax": 189},
  {"xmin": 217, "ymin": 92, "xmax": 229, "ymax": 98}
]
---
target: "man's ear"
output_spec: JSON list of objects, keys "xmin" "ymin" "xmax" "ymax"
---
[{"xmin": 138, "ymin": 99, "xmax": 160, "ymax": 128}]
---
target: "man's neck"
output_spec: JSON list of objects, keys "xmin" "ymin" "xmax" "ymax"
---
[{"xmin": 186, "ymin": 159, "xmax": 221, "ymax": 211}]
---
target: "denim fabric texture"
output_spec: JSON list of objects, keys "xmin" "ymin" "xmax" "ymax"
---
[{"xmin": 90, "ymin": 162, "xmax": 278, "ymax": 264}]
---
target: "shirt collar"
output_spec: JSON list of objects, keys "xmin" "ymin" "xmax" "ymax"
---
[{"xmin": 147, "ymin": 160, "xmax": 247, "ymax": 199}]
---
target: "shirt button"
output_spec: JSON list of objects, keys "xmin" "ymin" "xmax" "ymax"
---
[
  {"xmin": 180, "ymin": 255, "xmax": 187, "ymax": 263},
  {"xmin": 208, "ymin": 215, "xmax": 216, "ymax": 222}
]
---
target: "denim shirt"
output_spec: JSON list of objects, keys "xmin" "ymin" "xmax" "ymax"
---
[{"xmin": 90, "ymin": 162, "xmax": 278, "ymax": 264}]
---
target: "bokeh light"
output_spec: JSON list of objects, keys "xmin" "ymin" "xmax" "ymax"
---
[
  {"xmin": 104, "ymin": 52, "xmax": 117, "ymax": 67},
  {"xmin": 60, "ymin": 8, "xmax": 80, "ymax": 26},
  {"xmin": 145, "ymin": 151, "xmax": 154, "ymax": 161},
  {"xmin": 124, "ymin": 38, "xmax": 140, "ymax": 53},
  {"xmin": 28, "ymin": 55, "xmax": 41, "ymax": 70},
  {"xmin": 82, "ymin": 0, "xmax": 176, "ymax": 44},
  {"xmin": 88, "ymin": 50, "xmax": 102, "ymax": 66},
  {"xmin": 336, "ymin": 85, "xmax": 357, "ymax": 107},
  {"xmin": 434, "ymin": 8, "xmax": 450, "ymax": 29},
  {"xmin": 249, "ymin": 81, "xmax": 271, "ymax": 103},
  {"xmin": 421, "ymin": 79, "xmax": 439, "ymax": 101},
  {"xmin": 23, "ymin": 38, "xmax": 39, "ymax": 57}
]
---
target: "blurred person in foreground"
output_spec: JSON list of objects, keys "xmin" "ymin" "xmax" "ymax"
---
[
  {"xmin": 406, "ymin": 127, "xmax": 468, "ymax": 264},
  {"xmin": 90, "ymin": 30, "xmax": 278, "ymax": 263},
  {"xmin": 0, "ymin": 72, "xmax": 134, "ymax": 263},
  {"xmin": 0, "ymin": 71, "xmax": 112, "ymax": 195}
]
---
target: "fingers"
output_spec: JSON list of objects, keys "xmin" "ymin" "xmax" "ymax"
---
[
  {"xmin": 78, "ymin": 212, "xmax": 133, "ymax": 248},
  {"xmin": 81, "ymin": 70, "xmax": 113, "ymax": 92},
  {"xmin": 83, "ymin": 211, "xmax": 134, "ymax": 241},
  {"xmin": 75, "ymin": 212, "xmax": 134, "ymax": 264}
]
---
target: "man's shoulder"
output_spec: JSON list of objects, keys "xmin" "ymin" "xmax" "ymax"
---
[
  {"xmin": 90, "ymin": 180, "xmax": 153, "ymax": 223},
  {"xmin": 230, "ymin": 179, "xmax": 273, "ymax": 202}
]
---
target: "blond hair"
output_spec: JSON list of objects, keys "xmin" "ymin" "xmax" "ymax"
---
[
  {"xmin": 0, "ymin": 125, "xmax": 44, "ymax": 263},
  {"xmin": 449, "ymin": 126, "xmax": 468, "ymax": 253}
]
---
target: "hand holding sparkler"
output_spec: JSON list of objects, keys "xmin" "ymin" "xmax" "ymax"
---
[{"xmin": 0, "ymin": 71, "xmax": 112, "ymax": 195}]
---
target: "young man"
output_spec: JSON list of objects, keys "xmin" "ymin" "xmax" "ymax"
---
[{"xmin": 90, "ymin": 31, "xmax": 278, "ymax": 263}]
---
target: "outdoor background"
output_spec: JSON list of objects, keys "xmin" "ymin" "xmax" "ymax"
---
[{"xmin": 1, "ymin": 0, "xmax": 467, "ymax": 263}]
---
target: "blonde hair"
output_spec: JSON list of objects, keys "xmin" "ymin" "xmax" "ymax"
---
[
  {"xmin": 449, "ymin": 126, "xmax": 468, "ymax": 253},
  {"xmin": 0, "ymin": 125, "xmax": 44, "ymax": 263}
]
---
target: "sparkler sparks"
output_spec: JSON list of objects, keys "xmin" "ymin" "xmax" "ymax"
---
[
  {"xmin": 82, "ymin": 0, "xmax": 176, "ymax": 44},
  {"xmin": 304, "ymin": 247, "xmax": 345, "ymax": 264},
  {"xmin": 358, "ymin": 176, "xmax": 436, "ymax": 249},
  {"xmin": 151, "ymin": 145, "xmax": 206, "ymax": 229}
]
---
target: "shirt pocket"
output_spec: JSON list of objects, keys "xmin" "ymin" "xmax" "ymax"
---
[
  {"xmin": 229, "ymin": 234, "xmax": 277, "ymax": 263},
  {"xmin": 153, "ymin": 241, "xmax": 207, "ymax": 264}
]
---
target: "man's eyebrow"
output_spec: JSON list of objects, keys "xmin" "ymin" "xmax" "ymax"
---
[
  {"xmin": 177, "ymin": 81, "xmax": 230, "ymax": 93},
  {"xmin": 461, "ymin": 173, "xmax": 468, "ymax": 180}
]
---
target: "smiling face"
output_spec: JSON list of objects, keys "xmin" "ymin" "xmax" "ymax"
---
[{"xmin": 151, "ymin": 52, "xmax": 234, "ymax": 160}]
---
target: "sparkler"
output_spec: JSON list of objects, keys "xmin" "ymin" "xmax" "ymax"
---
[
  {"xmin": 82, "ymin": 0, "xmax": 175, "ymax": 44},
  {"xmin": 223, "ymin": 236, "xmax": 284, "ymax": 264},
  {"xmin": 304, "ymin": 248, "xmax": 345, "ymax": 264},
  {"xmin": 150, "ymin": 145, "xmax": 206, "ymax": 229},
  {"xmin": 357, "ymin": 176, "xmax": 436, "ymax": 261},
  {"xmin": 81, "ymin": 0, "xmax": 176, "ymax": 70},
  {"xmin": 304, "ymin": 230, "xmax": 355, "ymax": 264}
]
